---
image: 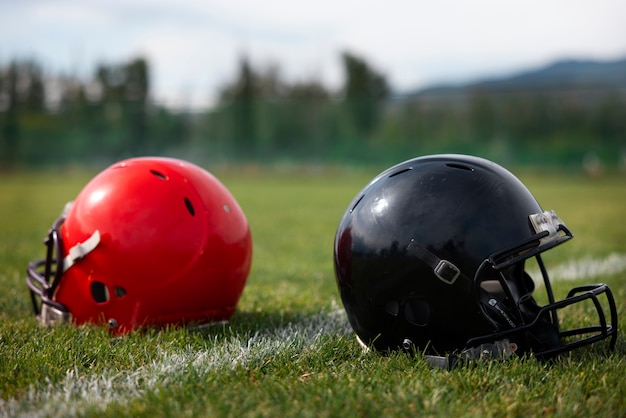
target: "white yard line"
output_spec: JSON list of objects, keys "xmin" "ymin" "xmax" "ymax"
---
[
  {"xmin": 0, "ymin": 308, "xmax": 352, "ymax": 418},
  {"xmin": 530, "ymin": 252, "xmax": 626, "ymax": 283}
]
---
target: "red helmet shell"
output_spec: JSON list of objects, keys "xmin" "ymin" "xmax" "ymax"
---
[{"xmin": 53, "ymin": 157, "xmax": 252, "ymax": 333}]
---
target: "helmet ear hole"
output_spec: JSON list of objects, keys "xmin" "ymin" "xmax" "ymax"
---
[
  {"xmin": 90, "ymin": 281, "xmax": 110, "ymax": 303},
  {"xmin": 405, "ymin": 298, "xmax": 430, "ymax": 327}
]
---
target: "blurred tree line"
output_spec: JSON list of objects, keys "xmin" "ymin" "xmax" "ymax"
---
[
  {"xmin": 0, "ymin": 57, "xmax": 187, "ymax": 168},
  {"xmin": 1, "ymin": 52, "xmax": 624, "ymax": 169}
]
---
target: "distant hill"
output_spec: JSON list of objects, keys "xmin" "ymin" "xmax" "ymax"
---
[{"xmin": 405, "ymin": 57, "xmax": 626, "ymax": 101}]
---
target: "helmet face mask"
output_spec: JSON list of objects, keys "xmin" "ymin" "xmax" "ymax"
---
[
  {"xmin": 334, "ymin": 154, "xmax": 617, "ymax": 362},
  {"xmin": 27, "ymin": 157, "xmax": 253, "ymax": 333},
  {"xmin": 472, "ymin": 254, "xmax": 617, "ymax": 358},
  {"xmin": 28, "ymin": 216, "xmax": 72, "ymax": 324}
]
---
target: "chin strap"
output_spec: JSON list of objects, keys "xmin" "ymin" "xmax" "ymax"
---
[
  {"xmin": 357, "ymin": 336, "xmax": 518, "ymax": 370},
  {"xmin": 62, "ymin": 230, "xmax": 101, "ymax": 272}
]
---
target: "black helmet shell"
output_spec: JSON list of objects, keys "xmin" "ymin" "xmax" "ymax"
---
[{"xmin": 334, "ymin": 154, "xmax": 617, "ymax": 357}]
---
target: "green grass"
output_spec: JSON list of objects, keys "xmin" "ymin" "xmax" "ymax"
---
[{"xmin": 1, "ymin": 165, "xmax": 625, "ymax": 417}]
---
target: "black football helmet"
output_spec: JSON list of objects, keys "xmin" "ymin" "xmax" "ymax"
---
[{"xmin": 333, "ymin": 155, "xmax": 617, "ymax": 366}]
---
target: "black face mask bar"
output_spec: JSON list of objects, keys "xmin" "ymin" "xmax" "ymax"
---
[{"xmin": 26, "ymin": 216, "xmax": 72, "ymax": 322}]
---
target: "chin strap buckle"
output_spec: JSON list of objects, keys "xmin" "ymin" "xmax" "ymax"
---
[
  {"xmin": 407, "ymin": 239, "xmax": 464, "ymax": 285},
  {"xmin": 39, "ymin": 303, "xmax": 72, "ymax": 325},
  {"xmin": 425, "ymin": 339, "xmax": 518, "ymax": 370}
]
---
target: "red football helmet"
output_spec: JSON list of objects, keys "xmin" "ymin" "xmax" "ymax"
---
[{"xmin": 27, "ymin": 157, "xmax": 252, "ymax": 333}]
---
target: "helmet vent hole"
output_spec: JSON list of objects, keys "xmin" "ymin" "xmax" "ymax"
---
[
  {"xmin": 114, "ymin": 286, "xmax": 127, "ymax": 298},
  {"xmin": 446, "ymin": 163, "xmax": 474, "ymax": 171},
  {"xmin": 150, "ymin": 170, "xmax": 168, "ymax": 180},
  {"xmin": 389, "ymin": 167, "xmax": 412, "ymax": 177},
  {"xmin": 184, "ymin": 198, "xmax": 195, "ymax": 216},
  {"xmin": 90, "ymin": 282, "xmax": 110, "ymax": 303},
  {"xmin": 350, "ymin": 195, "xmax": 364, "ymax": 213}
]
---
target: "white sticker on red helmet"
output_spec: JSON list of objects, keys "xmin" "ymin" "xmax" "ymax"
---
[{"xmin": 63, "ymin": 230, "xmax": 101, "ymax": 272}]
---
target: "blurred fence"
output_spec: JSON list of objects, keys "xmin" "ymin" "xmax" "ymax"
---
[{"xmin": 2, "ymin": 90, "xmax": 625, "ymax": 170}]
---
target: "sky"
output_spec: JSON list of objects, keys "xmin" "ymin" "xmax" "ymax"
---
[{"xmin": 2, "ymin": 0, "xmax": 626, "ymax": 110}]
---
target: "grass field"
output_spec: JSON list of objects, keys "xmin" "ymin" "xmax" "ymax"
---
[{"xmin": 1, "ymin": 163, "xmax": 625, "ymax": 417}]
